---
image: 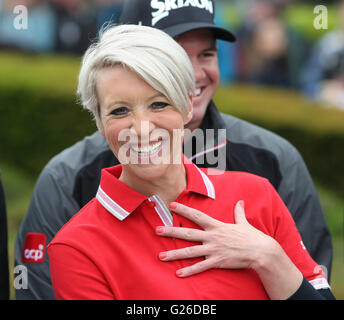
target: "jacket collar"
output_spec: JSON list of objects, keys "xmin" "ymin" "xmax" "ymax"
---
[
  {"xmin": 183, "ymin": 100, "xmax": 228, "ymax": 163},
  {"xmin": 199, "ymin": 100, "xmax": 227, "ymax": 131}
]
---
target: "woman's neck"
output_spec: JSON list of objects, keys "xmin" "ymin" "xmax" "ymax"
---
[{"xmin": 119, "ymin": 164, "xmax": 187, "ymax": 207}]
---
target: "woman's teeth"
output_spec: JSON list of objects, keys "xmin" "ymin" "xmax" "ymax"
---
[
  {"xmin": 195, "ymin": 88, "xmax": 201, "ymax": 97},
  {"xmin": 131, "ymin": 141, "xmax": 162, "ymax": 156}
]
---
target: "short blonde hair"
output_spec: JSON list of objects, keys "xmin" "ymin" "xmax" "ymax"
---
[{"xmin": 77, "ymin": 24, "xmax": 195, "ymax": 127}]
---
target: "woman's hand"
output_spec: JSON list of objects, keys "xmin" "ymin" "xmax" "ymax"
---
[
  {"xmin": 156, "ymin": 200, "xmax": 303, "ymax": 299},
  {"xmin": 156, "ymin": 200, "xmax": 276, "ymax": 277}
]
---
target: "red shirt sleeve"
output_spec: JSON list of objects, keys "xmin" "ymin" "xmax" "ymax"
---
[
  {"xmin": 265, "ymin": 181, "xmax": 329, "ymax": 289},
  {"xmin": 48, "ymin": 243, "xmax": 114, "ymax": 300}
]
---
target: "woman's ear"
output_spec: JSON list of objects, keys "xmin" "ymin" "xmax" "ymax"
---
[{"xmin": 184, "ymin": 93, "xmax": 194, "ymax": 125}]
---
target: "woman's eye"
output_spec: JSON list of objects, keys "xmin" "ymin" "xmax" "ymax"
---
[
  {"xmin": 110, "ymin": 107, "xmax": 128, "ymax": 116},
  {"xmin": 151, "ymin": 102, "xmax": 169, "ymax": 110}
]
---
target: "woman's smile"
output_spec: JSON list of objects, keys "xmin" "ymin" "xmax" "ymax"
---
[
  {"xmin": 96, "ymin": 65, "xmax": 190, "ymax": 182},
  {"xmin": 130, "ymin": 140, "xmax": 163, "ymax": 156},
  {"xmin": 128, "ymin": 139, "xmax": 165, "ymax": 163}
]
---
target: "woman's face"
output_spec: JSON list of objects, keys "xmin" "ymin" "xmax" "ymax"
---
[{"xmin": 96, "ymin": 65, "xmax": 192, "ymax": 181}]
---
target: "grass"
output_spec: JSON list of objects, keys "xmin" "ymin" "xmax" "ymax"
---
[{"xmin": 1, "ymin": 161, "xmax": 343, "ymax": 300}]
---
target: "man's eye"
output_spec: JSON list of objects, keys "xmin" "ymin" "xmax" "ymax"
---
[
  {"xmin": 110, "ymin": 107, "xmax": 128, "ymax": 116},
  {"xmin": 151, "ymin": 102, "xmax": 169, "ymax": 110},
  {"xmin": 201, "ymin": 51, "xmax": 216, "ymax": 58}
]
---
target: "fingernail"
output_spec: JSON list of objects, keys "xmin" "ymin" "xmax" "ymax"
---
[
  {"xmin": 156, "ymin": 226, "xmax": 165, "ymax": 234},
  {"xmin": 159, "ymin": 252, "xmax": 167, "ymax": 260},
  {"xmin": 176, "ymin": 269, "xmax": 183, "ymax": 277},
  {"xmin": 169, "ymin": 202, "xmax": 177, "ymax": 210},
  {"xmin": 239, "ymin": 200, "xmax": 245, "ymax": 209}
]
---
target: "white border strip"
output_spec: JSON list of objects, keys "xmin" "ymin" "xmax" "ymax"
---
[
  {"xmin": 96, "ymin": 186, "xmax": 130, "ymax": 221},
  {"xmin": 309, "ymin": 278, "xmax": 331, "ymax": 290},
  {"xmin": 194, "ymin": 165, "xmax": 216, "ymax": 199},
  {"xmin": 149, "ymin": 196, "xmax": 173, "ymax": 227}
]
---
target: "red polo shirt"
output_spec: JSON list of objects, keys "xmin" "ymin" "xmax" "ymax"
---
[{"xmin": 48, "ymin": 157, "xmax": 327, "ymax": 300}]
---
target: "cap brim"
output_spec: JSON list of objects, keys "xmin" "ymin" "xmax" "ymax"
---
[{"xmin": 163, "ymin": 22, "xmax": 236, "ymax": 42}]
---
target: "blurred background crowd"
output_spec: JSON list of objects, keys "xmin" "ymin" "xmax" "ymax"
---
[
  {"xmin": 1, "ymin": 0, "xmax": 344, "ymax": 110},
  {"xmin": 0, "ymin": 0, "xmax": 122, "ymax": 54}
]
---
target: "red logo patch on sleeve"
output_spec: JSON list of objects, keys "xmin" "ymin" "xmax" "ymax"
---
[{"xmin": 22, "ymin": 233, "xmax": 47, "ymax": 263}]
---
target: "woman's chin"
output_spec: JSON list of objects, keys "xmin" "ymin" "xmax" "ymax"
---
[{"xmin": 124, "ymin": 162, "xmax": 170, "ymax": 182}]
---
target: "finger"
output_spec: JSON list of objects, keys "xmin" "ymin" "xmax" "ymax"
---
[
  {"xmin": 169, "ymin": 202, "xmax": 221, "ymax": 229},
  {"xmin": 156, "ymin": 226, "xmax": 206, "ymax": 242},
  {"xmin": 159, "ymin": 245, "xmax": 208, "ymax": 261},
  {"xmin": 234, "ymin": 200, "xmax": 248, "ymax": 225},
  {"xmin": 176, "ymin": 258, "xmax": 216, "ymax": 277}
]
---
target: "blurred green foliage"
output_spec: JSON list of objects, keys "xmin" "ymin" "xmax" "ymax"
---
[
  {"xmin": 0, "ymin": 51, "xmax": 96, "ymax": 176},
  {"xmin": 214, "ymin": 84, "xmax": 344, "ymax": 198},
  {"xmin": 1, "ymin": 51, "xmax": 344, "ymax": 199}
]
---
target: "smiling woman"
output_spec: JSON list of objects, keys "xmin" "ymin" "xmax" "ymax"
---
[
  {"xmin": 77, "ymin": 24, "xmax": 195, "ymax": 129},
  {"xmin": 96, "ymin": 65, "xmax": 191, "ymax": 194},
  {"xmin": 76, "ymin": 24, "xmax": 195, "ymax": 200},
  {"xmin": 98, "ymin": 68, "xmax": 186, "ymax": 150},
  {"xmin": 47, "ymin": 24, "xmax": 334, "ymax": 300}
]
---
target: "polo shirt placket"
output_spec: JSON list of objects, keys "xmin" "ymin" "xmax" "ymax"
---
[{"xmin": 95, "ymin": 157, "xmax": 216, "ymax": 285}]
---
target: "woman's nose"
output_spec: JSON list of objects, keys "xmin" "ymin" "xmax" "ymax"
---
[{"xmin": 130, "ymin": 114, "xmax": 155, "ymax": 140}]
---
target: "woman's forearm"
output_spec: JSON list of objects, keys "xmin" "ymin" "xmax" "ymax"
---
[{"xmin": 251, "ymin": 238, "xmax": 303, "ymax": 300}]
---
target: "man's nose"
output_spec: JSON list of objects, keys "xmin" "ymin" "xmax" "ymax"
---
[{"xmin": 192, "ymin": 59, "xmax": 206, "ymax": 81}]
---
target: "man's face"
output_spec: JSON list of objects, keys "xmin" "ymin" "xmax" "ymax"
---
[{"xmin": 176, "ymin": 29, "xmax": 220, "ymax": 131}]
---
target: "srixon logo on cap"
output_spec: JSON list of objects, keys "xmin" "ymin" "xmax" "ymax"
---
[
  {"xmin": 22, "ymin": 233, "xmax": 47, "ymax": 263},
  {"xmin": 151, "ymin": 0, "xmax": 213, "ymax": 26}
]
